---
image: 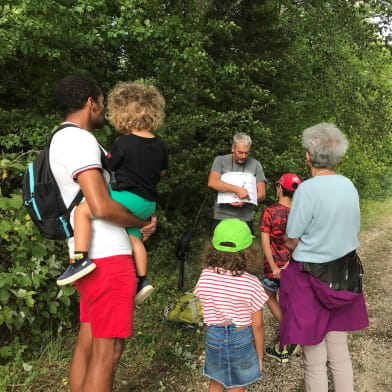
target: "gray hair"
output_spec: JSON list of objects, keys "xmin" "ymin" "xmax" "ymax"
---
[
  {"xmin": 232, "ymin": 132, "xmax": 252, "ymax": 147},
  {"xmin": 302, "ymin": 123, "xmax": 349, "ymax": 169}
]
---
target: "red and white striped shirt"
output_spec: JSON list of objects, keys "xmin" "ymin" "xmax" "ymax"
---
[{"xmin": 194, "ymin": 268, "xmax": 268, "ymax": 327}]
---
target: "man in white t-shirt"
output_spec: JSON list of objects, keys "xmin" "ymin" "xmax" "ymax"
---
[{"xmin": 51, "ymin": 74, "xmax": 156, "ymax": 392}]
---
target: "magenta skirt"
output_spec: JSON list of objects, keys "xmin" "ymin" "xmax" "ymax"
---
[{"xmin": 279, "ymin": 260, "xmax": 369, "ymax": 347}]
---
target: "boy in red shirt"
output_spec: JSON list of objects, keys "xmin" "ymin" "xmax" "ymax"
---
[{"xmin": 259, "ymin": 173, "xmax": 301, "ymax": 363}]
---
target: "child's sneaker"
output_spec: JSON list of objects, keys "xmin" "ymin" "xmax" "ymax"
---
[
  {"xmin": 57, "ymin": 255, "xmax": 96, "ymax": 286},
  {"xmin": 266, "ymin": 344, "xmax": 289, "ymax": 363},
  {"xmin": 134, "ymin": 280, "xmax": 154, "ymax": 305}
]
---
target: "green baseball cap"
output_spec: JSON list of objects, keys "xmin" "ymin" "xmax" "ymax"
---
[{"xmin": 212, "ymin": 218, "xmax": 254, "ymax": 252}]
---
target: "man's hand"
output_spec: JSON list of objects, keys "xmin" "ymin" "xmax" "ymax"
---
[
  {"xmin": 141, "ymin": 215, "xmax": 157, "ymax": 241},
  {"xmin": 230, "ymin": 202, "xmax": 246, "ymax": 207},
  {"xmin": 235, "ymin": 186, "xmax": 250, "ymax": 200}
]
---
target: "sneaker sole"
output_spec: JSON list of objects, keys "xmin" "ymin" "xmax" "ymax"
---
[
  {"xmin": 134, "ymin": 285, "xmax": 154, "ymax": 305},
  {"xmin": 56, "ymin": 263, "xmax": 97, "ymax": 286},
  {"xmin": 266, "ymin": 350, "xmax": 289, "ymax": 364},
  {"xmin": 290, "ymin": 344, "xmax": 301, "ymax": 356}
]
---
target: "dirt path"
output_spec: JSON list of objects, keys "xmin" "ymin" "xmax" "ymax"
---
[
  {"xmin": 183, "ymin": 212, "xmax": 392, "ymax": 391},
  {"xmin": 351, "ymin": 217, "xmax": 392, "ymax": 391}
]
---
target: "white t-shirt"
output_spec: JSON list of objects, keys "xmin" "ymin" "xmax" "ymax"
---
[
  {"xmin": 194, "ymin": 267, "xmax": 268, "ymax": 327},
  {"xmin": 49, "ymin": 123, "xmax": 132, "ymax": 259}
]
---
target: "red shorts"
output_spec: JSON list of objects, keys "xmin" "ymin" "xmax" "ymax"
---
[{"xmin": 75, "ymin": 254, "xmax": 136, "ymax": 338}]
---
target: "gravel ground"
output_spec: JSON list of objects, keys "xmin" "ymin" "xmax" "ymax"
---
[{"xmin": 179, "ymin": 215, "xmax": 392, "ymax": 391}]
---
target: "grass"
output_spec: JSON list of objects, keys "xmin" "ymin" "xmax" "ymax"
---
[
  {"xmin": 360, "ymin": 197, "xmax": 392, "ymax": 230},
  {"xmin": 0, "ymin": 259, "xmax": 206, "ymax": 392}
]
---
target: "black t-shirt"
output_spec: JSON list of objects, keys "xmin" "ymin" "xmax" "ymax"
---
[{"xmin": 105, "ymin": 134, "xmax": 169, "ymax": 201}]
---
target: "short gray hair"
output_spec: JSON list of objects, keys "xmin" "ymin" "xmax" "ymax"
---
[
  {"xmin": 302, "ymin": 123, "xmax": 349, "ymax": 169},
  {"xmin": 233, "ymin": 132, "xmax": 252, "ymax": 147}
]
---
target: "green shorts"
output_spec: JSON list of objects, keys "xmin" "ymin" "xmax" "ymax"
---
[{"xmin": 109, "ymin": 185, "xmax": 156, "ymax": 238}]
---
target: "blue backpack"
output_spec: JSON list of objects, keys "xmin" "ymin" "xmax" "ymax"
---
[{"xmin": 22, "ymin": 124, "xmax": 83, "ymax": 240}]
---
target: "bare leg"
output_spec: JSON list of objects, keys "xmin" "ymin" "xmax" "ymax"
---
[
  {"xmin": 208, "ymin": 379, "xmax": 225, "ymax": 392},
  {"xmin": 129, "ymin": 234, "xmax": 147, "ymax": 276},
  {"xmin": 70, "ymin": 323, "xmax": 125, "ymax": 392},
  {"xmin": 208, "ymin": 379, "xmax": 244, "ymax": 392},
  {"xmin": 81, "ymin": 337, "xmax": 124, "ymax": 392},
  {"xmin": 70, "ymin": 323, "xmax": 93, "ymax": 392},
  {"xmin": 74, "ymin": 201, "xmax": 94, "ymax": 252},
  {"xmin": 57, "ymin": 201, "xmax": 96, "ymax": 285},
  {"xmin": 129, "ymin": 234, "xmax": 154, "ymax": 304},
  {"xmin": 265, "ymin": 289, "xmax": 282, "ymax": 323}
]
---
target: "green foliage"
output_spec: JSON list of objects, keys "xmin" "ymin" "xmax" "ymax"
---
[
  {"xmin": 0, "ymin": 0, "xmax": 391, "ymax": 361},
  {"xmin": 0, "ymin": 160, "xmax": 78, "ymax": 359}
]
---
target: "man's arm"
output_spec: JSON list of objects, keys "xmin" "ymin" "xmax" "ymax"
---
[
  {"xmin": 256, "ymin": 181, "xmax": 266, "ymax": 202},
  {"xmin": 208, "ymin": 171, "xmax": 250, "ymax": 200},
  {"xmin": 284, "ymin": 234, "xmax": 299, "ymax": 251},
  {"xmin": 77, "ymin": 169, "xmax": 151, "ymax": 228}
]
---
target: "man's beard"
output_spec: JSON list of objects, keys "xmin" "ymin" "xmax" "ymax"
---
[
  {"xmin": 234, "ymin": 158, "xmax": 246, "ymax": 165},
  {"xmin": 92, "ymin": 116, "xmax": 105, "ymax": 130}
]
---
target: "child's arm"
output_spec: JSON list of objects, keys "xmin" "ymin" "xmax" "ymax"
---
[
  {"xmin": 261, "ymin": 232, "xmax": 281, "ymax": 279},
  {"xmin": 251, "ymin": 309, "xmax": 265, "ymax": 372}
]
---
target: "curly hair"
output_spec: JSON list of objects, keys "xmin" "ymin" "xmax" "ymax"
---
[
  {"xmin": 201, "ymin": 243, "xmax": 260, "ymax": 276},
  {"xmin": 54, "ymin": 74, "xmax": 102, "ymax": 116},
  {"xmin": 106, "ymin": 81, "xmax": 165, "ymax": 133}
]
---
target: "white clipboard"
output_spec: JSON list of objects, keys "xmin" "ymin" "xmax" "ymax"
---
[{"xmin": 217, "ymin": 172, "xmax": 257, "ymax": 205}]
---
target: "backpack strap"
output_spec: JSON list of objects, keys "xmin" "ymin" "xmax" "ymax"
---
[
  {"xmin": 49, "ymin": 123, "xmax": 84, "ymax": 211},
  {"xmin": 49, "ymin": 124, "xmax": 108, "ymax": 212}
]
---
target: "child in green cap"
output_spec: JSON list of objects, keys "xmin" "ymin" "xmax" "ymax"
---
[{"xmin": 194, "ymin": 218, "xmax": 269, "ymax": 392}]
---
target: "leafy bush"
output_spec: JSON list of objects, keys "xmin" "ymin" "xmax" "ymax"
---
[{"xmin": 0, "ymin": 159, "xmax": 78, "ymax": 360}]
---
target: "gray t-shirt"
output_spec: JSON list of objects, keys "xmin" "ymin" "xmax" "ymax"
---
[{"xmin": 210, "ymin": 154, "xmax": 266, "ymax": 221}]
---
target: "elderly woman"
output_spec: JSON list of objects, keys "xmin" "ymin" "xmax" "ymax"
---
[{"xmin": 280, "ymin": 123, "xmax": 369, "ymax": 392}]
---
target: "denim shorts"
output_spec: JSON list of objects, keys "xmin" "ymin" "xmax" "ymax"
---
[
  {"xmin": 263, "ymin": 276, "xmax": 280, "ymax": 292},
  {"xmin": 204, "ymin": 325, "xmax": 262, "ymax": 388}
]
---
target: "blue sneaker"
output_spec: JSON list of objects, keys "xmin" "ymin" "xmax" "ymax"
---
[
  {"xmin": 134, "ymin": 279, "xmax": 154, "ymax": 305},
  {"xmin": 57, "ymin": 256, "xmax": 96, "ymax": 286}
]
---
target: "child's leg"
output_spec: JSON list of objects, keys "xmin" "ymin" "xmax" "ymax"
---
[
  {"xmin": 265, "ymin": 288, "xmax": 289, "ymax": 362},
  {"xmin": 208, "ymin": 379, "xmax": 244, "ymax": 392},
  {"xmin": 265, "ymin": 288, "xmax": 282, "ymax": 323},
  {"xmin": 208, "ymin": 379, "xmax": 225, "ymax": 392},
  {"xmin": 56, "ymin": 201, "xmax": 96, "ymax": 286},
  {"xmin": 74, "ymin": 200, "xmax": 94, "ymax": 251},
  {"xmin": 129, "ymin": 234, "xmax": 154, "ymax": 305},
  {"xmin": 129, "ymin": 234, "xmax": 148, "ymax": 277}
]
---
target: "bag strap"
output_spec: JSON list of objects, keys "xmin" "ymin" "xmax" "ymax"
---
[
  {"xmin": 48, "ymin": 123, "xmax": 83, "ymax": 212},
  {"xmin": 49, "ymin": 123, "xmax": 109, "ymax": 214}
]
